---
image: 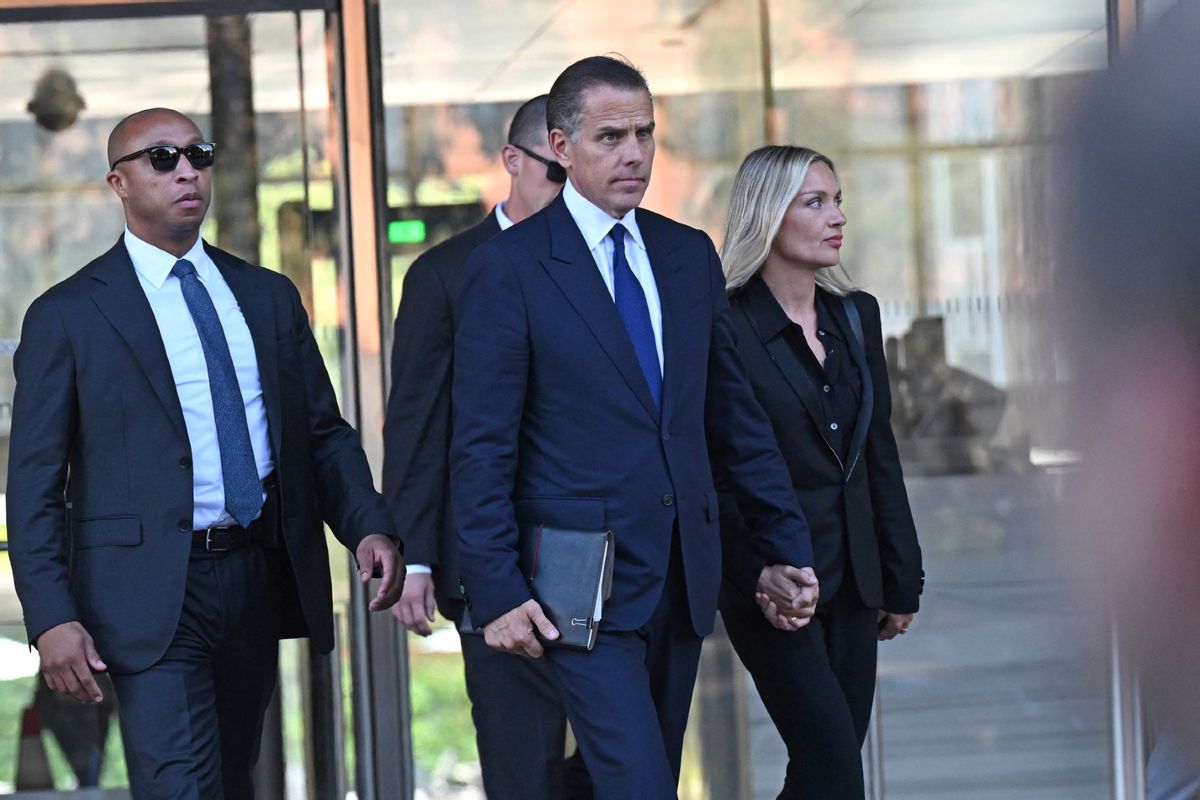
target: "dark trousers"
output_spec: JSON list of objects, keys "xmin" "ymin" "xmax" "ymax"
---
[
  {"xmin": 110, "ymin": 545, "xmax": 285, "ymax": 800},
  {"xmin": 545, "ymin": 531, "xmax": 702, "ymax": 800},
  {"xmin": 722, "ymin": 572, "xmax": 878, "ymax": 800},
  {"xmin": 458, "ymin": 629, "xmax": 591, "ymax": 799}
]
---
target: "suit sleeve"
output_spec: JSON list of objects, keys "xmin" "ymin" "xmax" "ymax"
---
[
  {"xmin": 703, "ymin": 237, "xmax": 814, "ymax": 588},
  {"xmin": 7, "ymin": 295, "xmax": 81, "ymax": 645},
  {"xmin": 858, "ymin": 292, "xmax": 923, "ymax": 613},
  {"xmin": 449, "ymin": 244, "xmax": 532, "ymax": 626},
  {"xmin": 381, "ymin": 256, "xmax": 453, "ymax": 567},
  {"xmin": 283, "ymin": 279, "xmax": 397, "ymax": 552}
]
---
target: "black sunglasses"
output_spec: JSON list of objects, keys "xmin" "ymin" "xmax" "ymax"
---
[
  {"xmin": 110, "ymin": 142, "xmax": 216, "ymax": 172},
  {"xmin": 511, "ymin": 143, "xmax": 566, "ymax": 183}
]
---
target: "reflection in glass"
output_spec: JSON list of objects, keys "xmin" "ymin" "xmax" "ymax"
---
[{"xmin": 0, "ymin": 9, "xmax": 351, "ymax": 796}]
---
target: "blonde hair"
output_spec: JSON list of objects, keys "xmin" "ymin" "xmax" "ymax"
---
[{"xmin": 721, "ymin": 145, "xmax": 856, "ymax": 296}]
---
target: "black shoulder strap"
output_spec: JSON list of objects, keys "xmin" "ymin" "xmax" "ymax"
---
[
  {"xmin": 840, "ymin": 294, "xmax": 873, "ymax": 479},
  {"xmin": 841, "ymin": 294, "xmax": 865, "ymax": 350}
]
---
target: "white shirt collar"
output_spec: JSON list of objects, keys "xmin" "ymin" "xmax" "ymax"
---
[
  {"xmin": 123, "ymin": 227, "xmax": 208, "ymax": 290},
  {"xmin": 562, "ymin": 179, "xmax": 646, "ymax": 253},
  {"xmin": 495, "ymin": 202, "xmax": 515, "ymax": 231}
]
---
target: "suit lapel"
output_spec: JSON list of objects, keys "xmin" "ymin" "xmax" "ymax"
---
[
  {"xmin": 538, "ymin": 197, "xmax": 660, "ymax": 423},
  {"xmin": 208, "ymin": 244, "xmax": 283, "ymax": 458},
  {"xmin": 829, "ymin": 293, "xmax": 874, "ymax": 479},
  {"xmin": 736, "ymin": 278, "xmax": 841, "ymax": 465},
  {"xmin": 88, "ymin": 238, "xmax": 189, "ymax": 442}
]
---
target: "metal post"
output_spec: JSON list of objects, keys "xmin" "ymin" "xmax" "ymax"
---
[
  {"xmin": 1110, "ymin": 619, "xmax": 1145, "ymax": 800},
  {"xmin": 863, "ymin": 675, "xmax": 885, "ymax": 800},
  {"xmin": 331, "ymin": 0, "xmax": 413, "ymax": 797}
]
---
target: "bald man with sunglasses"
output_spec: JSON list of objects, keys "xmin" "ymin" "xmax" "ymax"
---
[{"xmin": 7, "ymin": 107, "xmax": 404, "ymax": 799}]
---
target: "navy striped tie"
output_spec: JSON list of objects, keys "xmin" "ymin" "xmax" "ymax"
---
[{"xmin": 172, "ymin": 259, "xmax": 262, "ymax": 527}]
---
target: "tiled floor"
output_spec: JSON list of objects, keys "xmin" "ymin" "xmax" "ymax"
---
[{"xmin": 743, "ymin": 472, "xmax": 1115, "ymax": 799}]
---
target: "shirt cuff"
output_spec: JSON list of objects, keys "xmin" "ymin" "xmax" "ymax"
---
[{"xmin": 405, "ymin": 563, "xmax": 432, "ymax": 576}]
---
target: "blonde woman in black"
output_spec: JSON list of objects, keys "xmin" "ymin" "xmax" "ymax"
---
[{"xmin": 717, "ymin": 145, "xmax": 923, "ymax": 798}]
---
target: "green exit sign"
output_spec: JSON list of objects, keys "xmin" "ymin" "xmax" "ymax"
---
[{"xmin": 388, "ymin": 219, "xmax": 426, "ymax": 244}]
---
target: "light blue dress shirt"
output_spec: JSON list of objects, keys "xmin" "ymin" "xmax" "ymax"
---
[
  {"xmin": 561, "ymin": 178, "xmax": 664, "ymax": 374},
  {"xmin": 125, "ymin": 228, "xmax": 274, "ymax": 530}
]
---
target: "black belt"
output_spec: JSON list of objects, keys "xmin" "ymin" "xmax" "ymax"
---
[{"xmin": 192, "ymin": 518, "xmax": 269, "ymax": 552}]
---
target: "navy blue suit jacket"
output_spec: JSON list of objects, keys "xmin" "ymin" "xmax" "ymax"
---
[
  {"xmin": 7, "ymin": 237, "xmax": 395, "ymax": 673},
  {"xmin": 450, "ymin": 194, "xmax": 813, "ymax": 636}
]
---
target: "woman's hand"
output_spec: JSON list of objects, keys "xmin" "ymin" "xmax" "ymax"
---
[{"xmin": 877, "ymin": 610, "xmax": 914, "ymax": 641}]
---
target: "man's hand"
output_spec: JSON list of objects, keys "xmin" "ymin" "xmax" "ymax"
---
[
  {"xmin": 482, "ymin": 599, "xmax": 559, "ymax": 658},
  {"xmin": 757, "ymin": 565, "xmax": 819, "ymax": 617},
  {"xmin": 877, "ymin": 611, "xmax": 914, "ymax": 641},
  {"xmin": 391, "ymin": 572, "xmax": 436, "ymax": 636},
  {"xmin": 37, "ymin": 621, "xmax": 107, "ymax": 704},
  {"xmin": 356, "ymin": 534, "xmax": 405, "ymax": 612}
]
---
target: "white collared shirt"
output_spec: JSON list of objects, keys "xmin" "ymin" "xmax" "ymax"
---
[
  {"xmin": 561, "ymin": 179, "xmax": 664, "ymax": 374},
  {"xmin": 495, "ymin": 202, "xmax": 515, "ymax": 231},
  {"xmin": 125, "ymin": 227, "xmax": 274, "ymax": 530}
]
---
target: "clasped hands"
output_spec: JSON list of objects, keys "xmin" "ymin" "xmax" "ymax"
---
[{"xmin": 756, "ymin": 564, "xmax": 820, "ymax": 631}]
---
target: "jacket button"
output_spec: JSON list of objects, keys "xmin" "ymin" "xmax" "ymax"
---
[
  {"xmin": 661, "ymin": 493, "xmax": 674, "ymax": 507},
  {"xmin": 179, "ymin": 456, "xmax": 192, "ymax": 469},
  {"xmin": 178, "ymin": 519, "xmax": 191, "ymax": 532}
]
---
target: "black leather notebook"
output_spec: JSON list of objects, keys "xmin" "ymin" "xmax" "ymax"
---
[{"xmin": 459, "ymin": 523, "xmax": 615, "ymax": 651}]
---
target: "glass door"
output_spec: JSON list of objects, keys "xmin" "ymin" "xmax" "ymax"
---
[{"xmin": 0, "ymin": 4, "xmax": 377, "ymax": 796}]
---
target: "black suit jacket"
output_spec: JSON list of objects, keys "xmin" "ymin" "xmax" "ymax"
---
[
  {"xmin": 382, "ymin": 211, "xmax": 501, "ymax": 608},
  {"xmin": 7, "ymin": 237, "xmax": 395, "ymax": 673},
  {"xmin": 720, "ymin": 278, "xmax": 923, "ymax": 614}
]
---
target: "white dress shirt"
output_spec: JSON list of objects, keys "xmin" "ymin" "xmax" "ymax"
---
[
  {"xmin": 125, "ymin": 228, "xmax": 274, "ymax": 530},
  {"xmin": 561, "ymin": 178, "xmax": 664, "ymax": 374},
  {"xmin": 495, "ymin": 201, "xmax": 515, "ymax": 231}
]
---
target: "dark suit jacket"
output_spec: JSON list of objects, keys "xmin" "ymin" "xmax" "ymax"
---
[
  {"xmin": 450, "ymin": 194, "xmax": 813, "ymax": 636},
  {"xmin": 7, "ymin": 237, "xmax": 395, "ymax": 673},
  {"xmin": 720, "ymin": 277, "xmax": 922, "ymax": 614},
  {"xmin": 382, "ymin": 211, "xmax": 501, "ymax": 609}
]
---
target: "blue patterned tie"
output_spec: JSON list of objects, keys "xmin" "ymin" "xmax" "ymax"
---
[
  {"xmin": 172, "ymin": 259, "xmax": 262, "ymax": 527},
  {"xmin": 610, "ymin": 224, "xmax": 662, "ymax": 410}
]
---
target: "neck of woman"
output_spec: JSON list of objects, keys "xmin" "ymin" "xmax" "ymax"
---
[{"xmin": 760, "ymin": 260, "xmax": 820, "ymax": 323}]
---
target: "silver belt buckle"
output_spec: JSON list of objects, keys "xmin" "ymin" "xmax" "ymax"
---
[{"xmin": 204, "ymin": 526, "xmax": 231, "ymax": 552}]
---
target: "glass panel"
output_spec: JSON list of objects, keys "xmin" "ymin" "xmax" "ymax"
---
[
  {"xmin": 759, "ymin": 2, "xmax": 1110, "ymax": 798},
  {"xmin": 378, "ymin": 0, "xmax": 1112, "ymax": 797},
  {"xmin": 0, "ymin": 9, "xmax": 351, "ymax": 796}
]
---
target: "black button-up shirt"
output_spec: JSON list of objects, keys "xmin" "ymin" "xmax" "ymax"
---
[{"xmin": 780, "ymin": 289, "xmax": 863, "ymax": 465}]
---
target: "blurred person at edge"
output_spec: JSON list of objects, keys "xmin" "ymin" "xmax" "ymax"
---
[
  {"xmin": 1058, "ymin": 3, "xmax": 1200, "ymax": 797},
  {"xmin": 717, "ymin": 145, "xmax": 924, "ymax": 799},
  {"xmin": 382, "ymin": 94, "xmax": 592, "ymax": 799}
]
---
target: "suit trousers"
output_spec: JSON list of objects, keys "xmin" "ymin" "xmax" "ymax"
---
[
  {"xmin": 110, "ymin": 544, "xmax": 285, "ymax": 800},
  {"xmin": 458, "ymin": 630, "xmax": 591, "ymax": 799},
  {"xmin": 721, "ymin": 571, "xmax": 878, "ymax": 800},
  {"xmin": 544, "ymin": 529, "xmax": 702, "ymax": 800}
]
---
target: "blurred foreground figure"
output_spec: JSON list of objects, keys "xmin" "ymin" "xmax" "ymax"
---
[{"xmin": 1058, "ymin": 3, "xmax": 1200, "ymax": 796}]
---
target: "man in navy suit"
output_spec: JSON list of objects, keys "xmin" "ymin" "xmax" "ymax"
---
[
  {"xmin": 451, "ymin": 56, "xmax": 819, "ymax": 797},
  {"xmin": 384, "ymin": 94, "xmax": 592, "ymax": 798},
  {"xmin": 7, "ymin": 107, "xmax": 404, "ymax": 799}
]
